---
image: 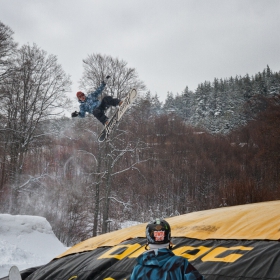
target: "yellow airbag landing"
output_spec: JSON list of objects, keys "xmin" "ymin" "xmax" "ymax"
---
[{"xmin": 56, "ymin": 200, "xmax": 280, "ymax": 258}]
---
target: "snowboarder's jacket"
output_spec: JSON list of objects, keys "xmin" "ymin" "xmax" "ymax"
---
[
  {"xmin": 130, "ymin": 248, "xmax": 204, "ymax": 280},
  {"xmin": 78, "ymin": 82, "xmax": 106, "ymax": 118}
]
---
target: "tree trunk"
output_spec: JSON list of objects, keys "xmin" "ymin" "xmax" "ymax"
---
[
  {"xmin": 102, "ymin": 143, "xmax": 113, "ymax": 234},
  {"xmin": 93, "ymin": 146, "xmax": 102, "ymax": 237}
]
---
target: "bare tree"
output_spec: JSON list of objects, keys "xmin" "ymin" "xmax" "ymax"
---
[
  {"xmin": 100, "ymin": 139, "xmax": 148, "ymax": 233},
  {"xmin": 0, "ymin": 22, "xmax": 17, "ymax": 186},
  {"xmin": 78, "ymin": 54, "xmax": 147, "ymax": 233},
  {"xmin": 0, "ymin": 43, "xmax": 71, "ymax": 211},
  {"xmin": 0, "ymin": 21, "xmax": 17, "ymax": 83},
  {"xmin": 80, "ymin": 53, "xmax": 146, "ymax": 99}
]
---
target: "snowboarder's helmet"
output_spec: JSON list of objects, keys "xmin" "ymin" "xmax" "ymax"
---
[
  {"xmin": 76, "ymin": 91, "xmax": 85, "ymax": 99},
  {"xmin": 146, "ymin": 219, "xmax": 171, "ymax": 244}
]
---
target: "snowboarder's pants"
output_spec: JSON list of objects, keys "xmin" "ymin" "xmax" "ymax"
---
[{"xmin": 93, "ymin": 96, "xmax": 120, "ymax": 125}]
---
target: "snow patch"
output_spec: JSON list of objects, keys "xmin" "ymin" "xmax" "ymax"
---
[{"xmin": 0, "ymin": 214, "xmax": 67, "ymax": 278}]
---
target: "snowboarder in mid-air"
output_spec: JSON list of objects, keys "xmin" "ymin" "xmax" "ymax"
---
[{"xmin": 71, "ymin": 76, "xmax": 122, "ymax": 125}]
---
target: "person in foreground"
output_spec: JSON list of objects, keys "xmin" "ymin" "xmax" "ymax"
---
[
  {"xmin": 130, "ymin": 219, "xmax": 204, "ymax": 280},
  {"xmin": 71, "ymin": 76, "xmax": 122, "ymax": 125}
]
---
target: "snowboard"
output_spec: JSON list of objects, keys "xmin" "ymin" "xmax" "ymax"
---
[
  {"xmin": 9, "ymin": 266, "xmax": 22, "ymax": 280},
  {"xmin": 98, "ymin": 88, "xmax": 137, "ymax": 142}
]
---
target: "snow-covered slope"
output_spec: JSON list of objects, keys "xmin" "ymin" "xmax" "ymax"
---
[{"xmin": 0, "ymin": 214, "xmax": 67, "ymax": 278}]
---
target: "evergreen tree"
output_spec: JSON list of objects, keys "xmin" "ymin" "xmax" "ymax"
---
[{"xmin": 162, "ymin": 66, "xmax": 280, "ymax": 134}]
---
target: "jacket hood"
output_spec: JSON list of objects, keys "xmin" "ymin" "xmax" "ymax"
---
[{"xmin": 137, "ymin": 248, "xmax": 174, "ymax": 268}]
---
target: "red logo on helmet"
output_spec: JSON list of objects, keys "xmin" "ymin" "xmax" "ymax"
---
[{"xmin": 154, "ymin": 230, "xmax": 165, "ymax": 241}]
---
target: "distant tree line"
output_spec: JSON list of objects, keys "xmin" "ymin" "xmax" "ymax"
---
[
  {"xmin": 0, "ymin": 20, "xmax": 280, "ymax": 246},
  {"xmin": 163, "ymin": 65, "xmax": 280, "ymax": 134}
]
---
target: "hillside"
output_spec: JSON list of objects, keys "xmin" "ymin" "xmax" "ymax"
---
[
  {"xmin": 1, "ymin": 67, "xmax": 280, "ymax": 247},
  {"xmin": 163, "ymin": 66, "xmax": 280, "ymax": 134}
]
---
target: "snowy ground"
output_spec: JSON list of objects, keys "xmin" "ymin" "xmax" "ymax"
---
[
  {"xmin": 0, "ymin": 214, "xmax": 141, "ymax": 278},
  {"xmin": 0, "ymin": 214, "xmax": 68, "ymax": 278}
]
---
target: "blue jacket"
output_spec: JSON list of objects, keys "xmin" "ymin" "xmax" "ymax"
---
[
  {"xmin": 78, "ymin": 82, "xmax": 106, "ymax": 118},
  {"xmin": 130, "ymin": 248, "xmax": 204, "ymax": 280}
]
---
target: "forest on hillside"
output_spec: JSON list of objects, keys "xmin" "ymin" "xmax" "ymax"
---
[
  {"xmin": 1, "ymin": 20, "xmax": 280, "ymax": 246},
  {"xmin": 164, "ymin": 65, "xmax": 280, "ymax": 134}
]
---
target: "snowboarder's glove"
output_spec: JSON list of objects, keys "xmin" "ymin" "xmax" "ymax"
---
[
  {"xmin": 71, "ymin": 111, "xmax": 79, "ymax": 118},
  {"xmin": 102, "ymin": 75, "xmax": 110, "ymax": 85}
]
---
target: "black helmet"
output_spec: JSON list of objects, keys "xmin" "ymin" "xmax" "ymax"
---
[{"xmin": 146, "ymin": 218, "xmax": 171, "ymax": 244}]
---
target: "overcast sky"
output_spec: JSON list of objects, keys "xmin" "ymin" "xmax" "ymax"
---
[{"xmin": 1, "ymin": 0, "xmax": 280, "ymax": 103}]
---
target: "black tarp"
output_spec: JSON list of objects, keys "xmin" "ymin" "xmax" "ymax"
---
[{"xmin": 3, "ymin": 237, "xmax": 279, "ymax": 280}]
